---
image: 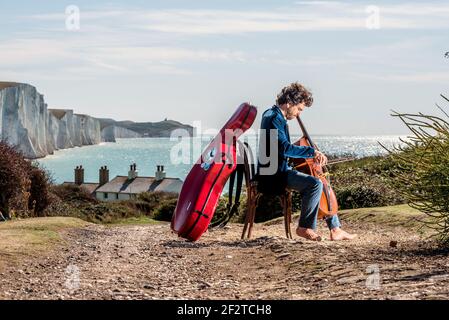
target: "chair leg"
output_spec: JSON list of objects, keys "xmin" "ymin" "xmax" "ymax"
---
[
  {"xmin": 247, "ymin": 193, "xmax": 259, "ymax": 239},
  {"xmin": 287, "ymin": 192, "xmax": 293, "ymax": 239},
  {"xmin": 281, "ymin": 192, "xmax": 293, "ymax": 239},
  {"xmin": 241, "ymin": 212, "xmax": 249, "ymax": 240},
  {"xmin": 242, "ymin": 188, "xmax": 293, "ymax": 240},
  {"xmin": 241, "ymin": 185, "xmax": 258, "ymax": 239},
  {"xmin": 241, "ymin": 193, "xmax": 251, "ymax": 239},
  {"xmin": 282, "ymin": 196, "xmax": 289, "ymax": 239}
]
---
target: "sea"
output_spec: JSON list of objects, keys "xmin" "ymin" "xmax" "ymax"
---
[{"xmin": 36, "ymin": 135, "xmax": 405, "ymax": 184}]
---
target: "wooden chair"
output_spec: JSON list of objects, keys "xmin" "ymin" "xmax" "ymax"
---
[{"xmin": 239, "ymin": 143, "xmax": 293, "ymax": 240}]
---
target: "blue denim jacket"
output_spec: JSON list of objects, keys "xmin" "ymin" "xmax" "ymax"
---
[{"xmin": 258, "ymin": 105, "xmax": 315, "ymax": 176}]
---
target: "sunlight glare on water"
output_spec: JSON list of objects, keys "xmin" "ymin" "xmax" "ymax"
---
[{"xmin": 37, "ymin": 135, "xmax": 405, "ymax": 184}]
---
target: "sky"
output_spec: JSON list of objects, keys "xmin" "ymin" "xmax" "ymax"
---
[{"xmin": 0, "ymin": 0, "xmax": 448, "ymax": 135}]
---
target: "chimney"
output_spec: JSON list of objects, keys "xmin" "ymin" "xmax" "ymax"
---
[
  {"xmin": 74, "ymin": 165, "xmax": 84, "ymax": 185},
  {"xmin": 99, "ymin": 166, "xmax": 109, "ymax": 186},
  {"xmin": 155, "ymin": 165, "xmax": 166, "ymax": 181},
  {"xmin": 128, "ymin": 163, "xmax": 138, "ymax": 180}
]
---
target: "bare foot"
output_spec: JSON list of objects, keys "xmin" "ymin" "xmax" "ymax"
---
[
  {"xmin": 330, "ymin": 227, "xmax": 358, "ymax": 241},
  {"xmin": 296, "ymin": 227, "xmax": 322, "ymax": 241}
]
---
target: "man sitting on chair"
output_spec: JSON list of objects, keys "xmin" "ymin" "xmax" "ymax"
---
[{"xmin": 257, "ymin": 82, "xmax": 357, "ymax": 241}]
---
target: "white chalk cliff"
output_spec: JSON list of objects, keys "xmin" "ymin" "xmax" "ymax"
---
[
  {"xmin": 0, "ymin": 82, "xmax": 134, "ymax": 158},
  {"xmin": 101, "ymin": 125, "xmax": 142, "ymax": 142},
  {"xmin": 0, "ymin": 82, "xmax": 100, "ymax": 158},
  {"xmin": 0, "ymin": 82, "xmax": 192, "ymax": 159}
]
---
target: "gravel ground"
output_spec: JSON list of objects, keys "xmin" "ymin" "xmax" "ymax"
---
[{"xmin": 1, "ymin": 218, "xmax": 449, "ymax": 300}]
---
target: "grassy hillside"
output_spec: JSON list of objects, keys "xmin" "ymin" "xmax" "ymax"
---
[
  {"xmin": 338, "ymin": 204, "xmax": 429, "ymax": 230},
  {"xmin": 264, "ymin": 204, "xmax": 431, "ymax": 233},
  {"xmin": 0, "ymin": 217, "xmax": 89, "ymax": 270}
]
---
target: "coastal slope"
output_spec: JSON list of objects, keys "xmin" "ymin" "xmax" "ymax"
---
[
  {"xmin": 97, "ymin": 118, "xmax": 195, "ymax": 139},
  {"xmin": 0, "ymin": 206, "xmax": 447, "ymax": 300}
]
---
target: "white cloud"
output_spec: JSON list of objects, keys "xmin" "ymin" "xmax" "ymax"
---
[
  {"xmin": 92, "ymin": 46, "xmax": 246, "ymax": 62},
  {"xmin": 27, "ymin": 10, "xmax": 127, "ymax": 21},
  {"xmin": 4, "ymin": 3, "xmax": 447, "ymax": 79},
  {"xmin": 22, "ymin": 3, "xmax": 449, "ymax": 36},
  {"xmin": 139, "ymin": 8, "xmax": 370, "ymax": 34},
  {"xmin": 345, "ymin": 37, "xmax": 439, "ymax": 65},
  {"xmin": 0, "ymin": 39, "xmax": 77, "ymax": 65},
  {"xmin": 0, "ymin": 38, "xmax": 247, "ymax": 77},
  {"xmin": 295, "ymin": 1, "xmax": 344, "ymax": 5},
  {"xmin": 355, "ymin": 71, "xmax": 449, "ymax": 83}
]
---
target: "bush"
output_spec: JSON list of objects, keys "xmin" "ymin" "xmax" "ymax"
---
[
  {"xmin": 207, "ymin": 195, "xmax": 248, "ymax": 225},
  {"xmin": 47, "ymin": 184, "xmax": 149, "ymax": 223},
  {"xmin": 153, "ymin": 198, "xmax": 178, "ymax": 221},
  {"xmin": 208, "ymin": 197, "xmax": 229, "ymax": 225},
  {"xmin": 241, "ymin": 156, "xmax": 404, "ymax": 223},
  {"xmin": 336, "ymin": 186, "xmax": 384, "ymax": 209},
  {"xmin": 80, "ymin": 202, "xmax": 141, "ymax": 223},
  {"xmin": 137, "ymin": 191, "xmax": 178, "ymax": 213},
  {"xmin": 50, "ymin": 184, "xmax": 98, "ymax": 205},
  {"xmin": 0, "ymin": 142, "xmax": 30, "ymax": 218},
  {"xmin": 385, "ymin": 95, "xmax": 449, "ymax": 245},
  {"xmin": 331, "ymin": 156, "xmax": 404, "ymax": 209},
  {"xmin": 28, "ymin": 164, "xmax": 52, "ymax": 216},
  {"xmin": 0, "ymin": 141, "xmax": 52, "ymax": 219}
]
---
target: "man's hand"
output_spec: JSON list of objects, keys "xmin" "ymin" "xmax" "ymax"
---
[{"xmin": 314, "ymin": 150, "xmax": 328, "ymax": 166}]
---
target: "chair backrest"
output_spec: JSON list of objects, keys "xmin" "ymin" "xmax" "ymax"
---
[
  {"xmin": 237, "ymin": 140, "xmax": 288, "ymax": 196},
  {"xmin": 238, "ymin": 141, "xmax": 282, "ymax": 194},
  {"xmin": 237, "ymin": 141, "xmax": 256, "ymax": 184}
]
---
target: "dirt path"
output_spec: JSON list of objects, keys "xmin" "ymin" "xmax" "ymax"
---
[{"xmin": 1, "ymin": 218, "xmax": 449, "ymax": 300}]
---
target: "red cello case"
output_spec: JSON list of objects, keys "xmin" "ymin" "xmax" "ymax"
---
[{"xmin": 171, "ymin": 103, "xmax": 257, "ymax": 241}]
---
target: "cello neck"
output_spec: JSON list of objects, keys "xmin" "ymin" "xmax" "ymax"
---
[{"xmin": 296, "ymin": 115, "xmax": 318, "ymax": 150}]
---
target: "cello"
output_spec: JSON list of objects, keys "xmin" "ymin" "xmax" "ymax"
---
[{"xmin": 291, "ymin": 115, "xmax": 339, "ymax": 219}]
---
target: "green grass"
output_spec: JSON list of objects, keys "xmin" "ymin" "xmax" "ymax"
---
[
  {"xmin": 338, "ymin": 204, "xmax": 429, "ymax": 229},
  {"xmin": 105, "ymin": 215, "xmax": 162, "ymax": 226},
  {"xmin": 263, "ymin": 204, "xmax": 430, "ymax": 231},
  {"xmin": 0, "ymin": 215, "xmax": 161, "ymax": 271},
  {"xmin": 0, "ymin": 217, "xmax": 89, "ymax": 270}
]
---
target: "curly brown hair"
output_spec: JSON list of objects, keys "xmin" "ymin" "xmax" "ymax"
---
[{"xmin": 276, "ymin": 82, "xmax": 313, "ymax": 107}]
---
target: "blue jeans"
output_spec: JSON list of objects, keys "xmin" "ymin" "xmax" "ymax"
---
[{"xmin": 286, "ymin": 170, "xmax": 341, "ymax": 230}]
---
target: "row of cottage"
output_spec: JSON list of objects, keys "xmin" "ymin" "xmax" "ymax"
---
[{"xmin": 66, "ymin": 164, "xmax": 183, "ymax": 201}]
